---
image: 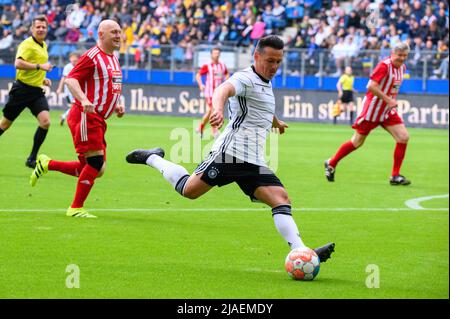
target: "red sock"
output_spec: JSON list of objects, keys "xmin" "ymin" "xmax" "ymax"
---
[
  {"xmin": 49, "ymin": 160, "xmax": 84, "ymax": 177},
  {"xmin": 48, "ymin": 155, "xmax": 86, "ymax": 177},
  {"xmin": 71, "ymin": 164, "xmax": 99, "ymax": 208},
  {"xmin": 329, "ymin": 141, "xmax": 357, "ymax": 168},
  {"xmin": 199, "ymin": 123, "xmax": 205, "ymax": 132},
  {"xmin": 392, "ymin": 143, "xmax": 407, "ymax": 176}
]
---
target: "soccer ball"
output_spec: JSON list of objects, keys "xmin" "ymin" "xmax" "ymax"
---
[{"xmin": 285, "ymin": 247, "xmax": 320, "ymax": 281}]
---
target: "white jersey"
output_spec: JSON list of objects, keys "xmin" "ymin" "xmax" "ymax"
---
[
  {"xmin": 62, "ymin": 62, "xmax": 75, "ymax": 100},
  {"xmin": 210, "ymin": 66, "xmax": 275, "ymax": 167}
]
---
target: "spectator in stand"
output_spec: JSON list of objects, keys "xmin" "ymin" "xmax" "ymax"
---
[
  {"xmin": 272, "ymin": 1, "xmax": 286, "ymax": 30},
  {"xmin": 84, "ymin": 29, "xmax": 97, "ymax": 45},
  {"xmin": 250, "ymin": 15, "xmax": 266, "ymax": 47},
  {"xmin": 218, "ymin": 25, "xmax": 229, "ymax": 42},
  {"xmin": 0, "ymin": 0, "xmax": 448, "ymax": 78},
  {"xmin": 54, "ymin": 19, "xmax": 68, "ymax": 41},
  {"xmin": 65, "ymin": 27, "xmax": 80, "ymax": 43},
  {"xmin": 262, "ymin": 4, "xmax": 274, "ymax": 33},
  {"xmin": 330, "ymin": 37, "xmax": 346, "ymax": 77}
]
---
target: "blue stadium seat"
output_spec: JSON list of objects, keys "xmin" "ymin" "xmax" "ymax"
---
[
  {"xmin": 228, "ymin": 30, "xmax": 238, "ymax": 41},
  {"xmin": 63, "ymin": 45, "xmax": 77, "ymax": 56},
  {"xmin": 48, "ymin": 44, "xmax": 64, "ymax": 57},
  {"xmin": 172, "ymin": 46, "xmax": 185, "ymax": 62},
  {"xmin": 305, "ymin": 0, "xmax": 322, "ymax": 10},
  {"xmin": 79, "ymin": 28, "xmax": 88, "ymax": 39},
  {"xmin": 286, "ymin": 6, "xmax": 304, "ymax": 19}
]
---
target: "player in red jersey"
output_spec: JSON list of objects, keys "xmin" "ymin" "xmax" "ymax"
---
[
  {"xmin": 325, "ymin": 42, "xmax": 412, "ymax": 186},
  {"xmin": 29, "ymin": 20, "xmax": 125, "ymax": 218},
  {"xmin": 195, "ymin": 47, "xmax": 229, "ymax": 138}
]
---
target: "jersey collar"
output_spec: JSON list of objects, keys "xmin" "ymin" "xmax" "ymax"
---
[
  {"xmin": 31, "ymin": 35, "xmax": 44, "ymax": 48},
  {"xmin": 251, "ymin": 65, "xmax": 270, "ymax": 83}
]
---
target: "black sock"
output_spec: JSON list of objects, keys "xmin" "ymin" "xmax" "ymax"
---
[
  {"xmin": 0, "ymin": 128, "xmax": 4, "ymax": 136},
  {"xmin": 29, "ymin": 127, "xmax": 48, "ymax": 160}
]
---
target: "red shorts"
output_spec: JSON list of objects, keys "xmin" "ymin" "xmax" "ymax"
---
[
  {"xmin": 67, "ymin": 105, "xmax": 107, "ymax": 155},
  {"xmin": 352, "ymin": 108, "xmax": 404, "ymax": 136}
]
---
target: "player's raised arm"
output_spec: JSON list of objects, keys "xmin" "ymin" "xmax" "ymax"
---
[{"xmin": 209, "ymin": 82, "xmax": 235, "ymax": 129}]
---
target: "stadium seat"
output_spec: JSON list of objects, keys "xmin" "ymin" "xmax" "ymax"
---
[
  {"xmin": 172, "ymin": 46, "xmax": 185, "ymax": 62},
  {"xmin": 228, "ymin": 31, "xmax": 238, "ymax": 41},
  {"xmin": 286, "ymin": 6, "xmax": 304, "ymax": 19},
  {"xmin": 48, "ymin": 44, "xmax": 64, "ymax": 57},
  {"xmin": 305, "ymin": 0, "xmax": 322, "ymax": 10}
]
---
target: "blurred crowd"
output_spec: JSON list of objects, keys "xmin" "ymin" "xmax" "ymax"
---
[{"xmin": 0, "ymin": 0, "xmax": 448, "ymax": 78}]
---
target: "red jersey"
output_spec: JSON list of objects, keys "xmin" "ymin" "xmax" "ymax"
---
[
  {"xmin": 199, "ymin": 62, "xmax": 228, "ymax": 98},
  {"xmin": 67, "ymin": 45, "xmax": 122, "ymax": 120},
  {"xmin": 360, "ymin": 57, "xmax": 406, "ymax": 122}
]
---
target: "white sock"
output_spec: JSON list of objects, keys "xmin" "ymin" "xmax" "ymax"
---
[
  {"xmin": 272, "ymin": 205, "xmax": 306, "ymax": 250},
  {"xmin": 62, "ymin": 109, "xmax": 70, "ymax": 120},
  {"xmin": 146, "ymin": 154, "xmax": 190, "ymax": 194}
]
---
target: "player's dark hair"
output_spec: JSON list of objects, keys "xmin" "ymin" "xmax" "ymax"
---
[
  {"xmin": 211, "ymin": 47, "xmax": 221, "ymax": 53},
  {"xmin": 255, "ymin": 35, "xmax": 285, "ymax": 54},
  {"xmin": 32, "ymin": 15, "xmax": 48, "ymax": 27}
]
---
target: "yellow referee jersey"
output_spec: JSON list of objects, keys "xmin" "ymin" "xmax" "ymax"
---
[
  {"xmin": 338, "ymin": 74, "xmax": 354, "ymax": 91},
  {"xmin": 15, "ymin": 36, "xmax": 48, "ymax": 87}
]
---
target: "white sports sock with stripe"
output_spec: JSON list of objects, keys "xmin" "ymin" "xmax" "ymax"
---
[
  {"xmin": 146, "ymin": 155, "xmax": 190, "ymax": 194},
  {"xmin": 272, "ymin": 205, "xmax": 306, "ymax": 250}
]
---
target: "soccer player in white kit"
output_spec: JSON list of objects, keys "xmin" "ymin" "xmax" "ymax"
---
[
  {"xmin": 126, "ymin": 35, "xmax": 335, "ymax": 262},
  {"xmin": 56, "ymin": 51, "xmax": 79, "ymax": 125}
]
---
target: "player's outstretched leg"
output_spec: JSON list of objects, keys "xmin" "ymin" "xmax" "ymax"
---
[
  {"xmin": 313, "ymin": 242, "xmax": 335, "ymax": 263},
  {"xmin": 126, "ymin": 148, "xmax": 165, "ymax": 164},
  {"xmin": 30, "ymin": 154, "xmax": 51, "ymax": 186},
  {"xmin": 126, "ymin": 148, "xmax": 190, "ymax": 196}
]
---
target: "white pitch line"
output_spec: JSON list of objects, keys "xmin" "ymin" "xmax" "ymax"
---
[
  {"xmin": 404, "ymin": 194, "xmax": 449, "ymax": 210},
  {"xmin": 0, "ymin": 207, "xmax": 448, "ymax": 213}
]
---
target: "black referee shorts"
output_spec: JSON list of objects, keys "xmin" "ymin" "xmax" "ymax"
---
[
  {"xmin": 195, "ymin": 152, "xmax": 284, "ymax": 201},
  {"xmin": 2, "ymin": 80, "xmax": 49, "ymax": 121},
  {"xmin": 341, "ymin": 90, "xmax": 354, "ymax": 103}
]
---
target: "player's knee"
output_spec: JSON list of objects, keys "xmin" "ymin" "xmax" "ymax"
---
[
  {"xmin": 97, "ymin": 165, "xmax": 106, "ymax": 178},
  {"xmin": 86, "ymin": 155, "xmax": 104, "ymax": 173},
  {"xmin": 271, "ymin": 190, "xmax": 291, "ymax": 207},
  {"xmin": 0, "ymin": 119, "xmax": 12, "ymax": 130},
  {"xmin": 279, "ymin": 191, "xmax": 290, "ymax": 205},
  {"xmin": 397, "ymin": 133, "xmax": 410, "ymax": 144},
  {"xmin": 39, "ymin": 119, "xmax": 51, "ymax": 129},
  {"xmin": 352, "ymin": 137, "xmax": 365, "ymax": 148},
  {"xmin": 182, "ymin": 188, "xmax": 200, "ymax": 200}
]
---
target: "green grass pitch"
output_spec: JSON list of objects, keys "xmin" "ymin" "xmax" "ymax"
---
[{"xmin": 0, "ymin": 111, "xmax": 448, "ymax": 298}]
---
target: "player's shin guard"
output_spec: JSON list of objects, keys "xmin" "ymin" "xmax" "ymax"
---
[
  {"xmin": 392, "ymin": 142, "xmax": 407, "ymax": 176},
  {"xmin": 146, "ymin": 155, "xmax": 190, "ymax": 195},
  {"xmin": 272, "ymin": 205, "xmax": 306, "ymax": 250}
]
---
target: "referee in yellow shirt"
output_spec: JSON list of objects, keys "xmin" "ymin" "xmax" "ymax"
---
[
  {"xmin": 336, "ymin": 66, "xmax": 357, "ymax": 125},
  {"xmin": 0, "ymin": 15, "xmax": 53, "ymax": 168}
]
